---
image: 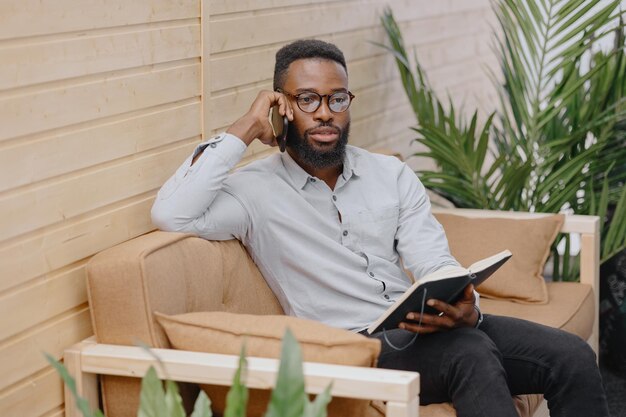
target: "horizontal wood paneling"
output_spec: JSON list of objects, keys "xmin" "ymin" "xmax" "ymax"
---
[
  {"xmin": 209, "ymin": 0, "xmax": 490, "ymax": 51},
  {"xmin": 0, "ymin": 2, "xmax": 206, "ymax": 414},
  {"xmin": 0, "ymin": 0, "xmax": 199, "ymax": 41},
  {"xmin": 209, "ymin": 0, "xmax": 334, "ymax": 15},
  {"xmin": 0, "ymin": 369, "xmax": 63, "ymax": 417},
  {"xmin": 0, "ymin": 308, "xmax": 92, "ymax": 392},
  {"xmin": 0, "ymin": 62, "xmax": 200, "ymax": 142},
  {"xmin": 0, "ymin": 1, "xmax": 499, "ymax": 416},
  {"xmin": 0, "ymin": 140, "xmax": 196, "ymax": 242},
  {"xmin": 0, "ymin": 196, "xmax": 154, "ymax": 294},
  {"xmin": 209, "ymin": 0, "xmax": 488, "ymax": 18},
  {"xmin": 352, "ymin": 104, "xmax": 415, "ymax": 149},
  {"xmin": 209, "ymin": 23, "xmax": 389, "ymax": 92},
  {"xmin": 0, "ymin": 23, "xmax": 200, "ymax": 91},
  {"xmin": 0, "ymin": 265, "xmax": 87, "ymax": 341},
  {"xmin": 0, "ymin": 100, "xmax": 200, "ymax": 193}
]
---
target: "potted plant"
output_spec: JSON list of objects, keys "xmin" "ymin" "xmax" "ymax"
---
[{"xmin": 378, "ymin": 1, "xmax": 625, "ymax": 281}]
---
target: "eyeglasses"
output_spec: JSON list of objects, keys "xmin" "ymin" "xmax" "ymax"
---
[{"xmin": 278, "ymin": 90, "xmax": 355, "ymax": 113}]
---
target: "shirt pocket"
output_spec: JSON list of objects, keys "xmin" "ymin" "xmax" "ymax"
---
[{"xmin": 351, "ymin": 205, "xmax": 399, "ymax": 258}]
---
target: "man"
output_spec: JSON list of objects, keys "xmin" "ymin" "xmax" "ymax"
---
[{"xmin": 152, "ymin": 39, "xmax": 608, "ymax": 416}]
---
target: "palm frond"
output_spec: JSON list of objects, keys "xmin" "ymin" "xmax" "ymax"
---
[{"xmin": 379, "ymin": 3, "xmax": 626, "ymax": 272}]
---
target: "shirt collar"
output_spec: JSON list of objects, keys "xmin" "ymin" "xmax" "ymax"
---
[{"xmin": 280, "ymin": 146, "xmax": 361, "ymax": 190}]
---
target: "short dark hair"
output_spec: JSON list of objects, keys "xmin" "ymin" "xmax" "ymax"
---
[{"xmin": 273, "ymin": 39, "xmax": 347, "ymax": 90}]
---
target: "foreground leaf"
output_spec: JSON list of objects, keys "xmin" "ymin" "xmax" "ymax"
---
[
  {"xmin": 138, "ymin": 367, "xmax": 167, "ymax": 417},
  {"xmin": 224, "ymin": 345, "xmax": 249, "ymax": 417},
  {"xmin": 190, "ymin": 391, "xmax": 213, "ymax": 417},
  {"xmin": 164, "ymin": 380, "xmax": 186, "ymax": 417},
  {"xmin": 264, "ymin": 329, "xmax": 307, "ymax": 417},
  {"xmin": 303, "ymin": 384, "xmax": 332, "ymax": 417}
]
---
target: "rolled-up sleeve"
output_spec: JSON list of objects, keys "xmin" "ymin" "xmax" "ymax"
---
[
  {"xmin": 394, "ymin": 164, "xmax": 460, "ymax": 280},
  {"xmin": 151, "ymin": 133, "xmax": 250, "ymax": 240}
]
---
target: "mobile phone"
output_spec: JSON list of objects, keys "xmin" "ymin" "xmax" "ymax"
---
[{"xmin": 270, "ymin": 106, "xmax": 288, "ymax": 152}]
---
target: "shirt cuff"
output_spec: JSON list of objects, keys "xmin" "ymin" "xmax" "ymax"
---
[
  {"xmin": 170, "ymin": 133, "xmax": 247, "ymax": 185},
  {"xmin": 192, "ymin": 133, "xmax": 247, "ymax": 167}
]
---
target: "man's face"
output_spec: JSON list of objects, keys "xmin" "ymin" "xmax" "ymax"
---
[{"xmin": 281, "ymin": 59, "xmax": 351, "ymax": 169}]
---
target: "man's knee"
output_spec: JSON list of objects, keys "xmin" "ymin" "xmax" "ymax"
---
[
  {"xmin": 443, "ymin": 328, "xmax": 503, "ymax": 369},
  {"xmin": 439, "ymin": 328, "xmax": 509, "ymax": 393},
  {"xmin": 553, "ymin": 331, "xmax": 597, "ymax": 371}
]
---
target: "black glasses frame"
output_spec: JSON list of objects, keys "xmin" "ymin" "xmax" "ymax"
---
[{"xmin": 277, "ymin": 89, "xmax": 355, "ymax": 113}]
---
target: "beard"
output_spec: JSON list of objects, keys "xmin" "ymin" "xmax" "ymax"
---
[{"xmin": 286, "ymin": 121, "xmax": 350, "ymax": 169}]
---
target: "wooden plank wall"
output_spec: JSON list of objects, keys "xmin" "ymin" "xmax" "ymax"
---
[{"xmin": 0, "ymin": 1, "xmax": 497, "ymax": 416}]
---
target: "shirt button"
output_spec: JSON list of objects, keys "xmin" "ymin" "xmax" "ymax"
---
[
  {"xmin": 384, "ymin": 294, "xmax": 390, "ymax": 300},
  {"xmin": 310, "ymin": 178, "xmax": 316, "ymax": 182},
  {"xmin": 209, "ymin": 143, "xmax": 217, "ymax": 148},
  {"xmin": 342, "ymin": 230, "xmax": 348, "ymax": 237},
  {"xmin": 369, "ymin": 272, "xmax": 375, "ymax": 277},
  {"xmin": 332, "ymin": 195, "xmax": 337, "ymax": 201}
]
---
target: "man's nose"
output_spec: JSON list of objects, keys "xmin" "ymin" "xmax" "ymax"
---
[{"xmin": 313, "ymin": 98, "xmax": 333, "ymax": 122}]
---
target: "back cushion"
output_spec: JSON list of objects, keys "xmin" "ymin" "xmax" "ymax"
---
[{"xmin": 434, "ymin": 213, "xmax": 564, "ymax": 304}]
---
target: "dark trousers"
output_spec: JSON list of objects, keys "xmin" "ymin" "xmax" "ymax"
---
[{"xmin": 367, "ymin": 315, "xmax": 609, "ymax": 417}]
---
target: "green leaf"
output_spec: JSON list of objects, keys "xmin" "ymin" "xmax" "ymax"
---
[
  {"xmin": 224, "ymin": 345, "xmax": 249, "ymax": 417},
  {"xmin": 264, "ymin": 329, "xmax": 307, "ymax": 417},
  {"xmin": 551, "ymin": 0, "xmax": 602, "ymax": 39},
  {"xmin": 190, "ymin": 391, "xmax": 213, "ymax": 417},
  {"xmin": 603, "ymin": 184, "xmax": 626, "ymax": 260},
  {"xmin": 563, "ymin": 234, "xmax": 571, "ymax": 280},
  {"xmin": 379, "ymin": 1, "xmax": 625, "ymax": 263},
  {"xmin": 164, "ymin": 380, "xmax": 186, "ymax": 417},
  {"xmin": 303, "ymin": 384, "xmax": 332, "ymax": 417},
  {"xmin": 138, "ymin": 367, "xmax": 167, "ymax": 417}
]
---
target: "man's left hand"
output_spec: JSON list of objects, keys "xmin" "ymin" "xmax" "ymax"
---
[{"xmin": 399, "ymin": 284, "xmax": 479, "ymax": 334}]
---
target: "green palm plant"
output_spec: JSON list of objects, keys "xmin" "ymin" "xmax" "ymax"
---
[{"xmin": 380, "ymin": 1, "xmax": 626, "ymax": 280}]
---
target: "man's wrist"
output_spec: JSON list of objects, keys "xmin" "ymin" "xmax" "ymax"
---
[{"xmin": 226, "ymin": 114, "xmax": 261, "ymax": 146}]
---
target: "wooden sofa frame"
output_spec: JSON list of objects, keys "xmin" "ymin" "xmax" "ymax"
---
[{"xmin": 63, "ymin": 209, "xmax": 600, "ymax": 417}]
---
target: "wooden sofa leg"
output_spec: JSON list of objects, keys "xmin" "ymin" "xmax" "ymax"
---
[
  {"xmin": 64, "ymin": 341, "xmax": 100, "ymax": 417},
  {"xmin": 386, "ymin": 397, "xmax": 419, "ymax": 417}
]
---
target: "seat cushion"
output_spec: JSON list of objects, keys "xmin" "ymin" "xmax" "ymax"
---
[
  {"xmin": 377, "ymin": 393, "xmax": 542, "ymax": 417},
  {"xmin": 156, "ymin": 311, "xmax": 382, "ymax": 417},
  {"xmin": 434, "ymin": 213, "xmax": 564, "ymax": 304},
  {"xmin": 481, "ymin": 282, "xmax": 594, "ymax": 340}
]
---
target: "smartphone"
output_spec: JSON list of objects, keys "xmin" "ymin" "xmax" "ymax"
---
[{"xmin": 270, "ymin": 106, "xmax": 288, "ymax": 152}]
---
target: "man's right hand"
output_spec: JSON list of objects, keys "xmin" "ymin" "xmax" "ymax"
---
[{"xmin": 226, "ymin": 90, "xmax": 294, "ymax": 146}]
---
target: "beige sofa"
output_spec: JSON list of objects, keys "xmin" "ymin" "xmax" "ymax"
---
[{"xmin": 64, "ymin": 208, "xmax": 599, "ymax": 417}]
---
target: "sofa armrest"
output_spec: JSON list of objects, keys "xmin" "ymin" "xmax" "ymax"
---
[
  {"xmin": 64, "ymin": 339, "xmax": 419, "ymax": 417},
  {"xmin": 432, "ymin": 208, "xmax": 601, "ymax": 354}
]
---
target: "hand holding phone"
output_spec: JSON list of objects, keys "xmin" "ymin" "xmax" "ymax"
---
[{"xmin": 270, "ymin": 105, "xmax": 288, "ymax": 152}]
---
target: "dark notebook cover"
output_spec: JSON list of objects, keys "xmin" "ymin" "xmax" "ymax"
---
[{"xmin": 367, "ymin": 250, "xmax": 512, "ymax": 334}]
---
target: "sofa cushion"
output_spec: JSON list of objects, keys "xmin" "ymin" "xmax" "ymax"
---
[
  {"xmin": 481, "ymin": 282, "xmax": 594, "ymax": 340},
  {"xmin": 434, "ymin": 213, "xmax": 564, "ymax": 304},
  {"xmin": 155, "ymin": 311, "xmax": 382, "ymax": 417}
]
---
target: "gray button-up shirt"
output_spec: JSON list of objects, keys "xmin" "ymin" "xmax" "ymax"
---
[{"xmin": 152, "ymin": 133, "xmax": 459, "ymax": 331}]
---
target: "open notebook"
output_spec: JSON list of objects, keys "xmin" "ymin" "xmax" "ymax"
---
[{"xmin": 367, "ymin": 250, "xmax": 512, "ymax": 334}]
